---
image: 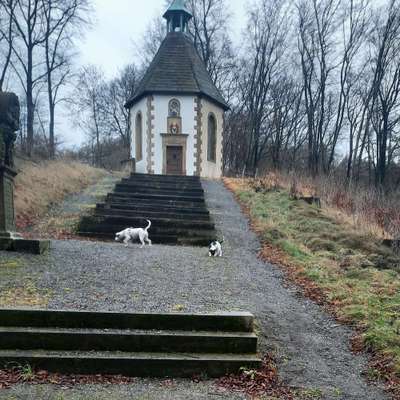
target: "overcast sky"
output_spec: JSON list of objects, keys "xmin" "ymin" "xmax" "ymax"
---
[
  {"xmin": 78, "ymin": 0, "xmax": 246, "ymax": 79},
  {"xmin": 61, "ymin": 0, "xmax": 245, "ymax": 146}
]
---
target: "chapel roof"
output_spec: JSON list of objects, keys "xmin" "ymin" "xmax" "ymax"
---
[
  {"xmin": 125, "ymin": 32, "xmax": 229, "ymax": 110},
  {"xmin": 163, "ymin": 0, "xmax": 192, "ymax": 19}
]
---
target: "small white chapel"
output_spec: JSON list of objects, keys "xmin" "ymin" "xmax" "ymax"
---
[{"xmin": 125, "ymin": 0, "xmax": 229, "ymax": 179}]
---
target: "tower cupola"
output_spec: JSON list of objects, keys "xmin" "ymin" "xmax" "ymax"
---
[{"xmin": 163, "ymin": 0, "xmax": 192, "ymax": 34}]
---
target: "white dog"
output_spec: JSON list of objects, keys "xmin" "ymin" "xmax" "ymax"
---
[
  {"xmin": 209, "ymin": 240, "xmax": 223, "ymax": 257},
  {"xmin": 115, "ymin": 220, "xmax": 152, "ymax": 248}
]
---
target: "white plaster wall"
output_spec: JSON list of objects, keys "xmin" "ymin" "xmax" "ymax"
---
[
  {"xmin": 200, "ymin": 98, "xmax": 224, "ymax": 179},
  {"xmin": 153, "ymin": 95, "xmax": 196, "ymax": 175},
  {"xmin": 129, "ymin": 98, "xmax": 147, "ymax": 174}
]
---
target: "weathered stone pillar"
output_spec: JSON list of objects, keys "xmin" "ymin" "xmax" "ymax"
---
[
  {"xmin": 0, "ymin": 92, "xmax": 50, "ymax": 254},
  {"xmin": 0, "ymin": 164, "xmax": 17, "ymax": 236}
]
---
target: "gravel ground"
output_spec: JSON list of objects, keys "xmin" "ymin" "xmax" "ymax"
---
[{"xmin": 0, "ymin": 180, "xmax": 389, "ymax": 399}]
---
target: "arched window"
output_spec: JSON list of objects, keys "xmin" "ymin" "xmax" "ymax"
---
[
  {"xmin": 135, "ymin": 112, "xmax": 143, "ymax": 161},
  {"xmin": 169, "ymin": 99, "xmax": 181, "ymax": 117},
  {"xmin": 207, "ymin": 114, "xmax": 217, "ymax": 163}
]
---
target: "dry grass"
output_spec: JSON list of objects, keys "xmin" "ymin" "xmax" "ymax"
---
[
  {"xmin": 225, "ymin": 176, "xmax": 400, "ymax": 395},
  {"xmin": 14, "ymin": 159, "xmax": 108, "ymax": 227},
  {"xmin": 245, "ymin": 172, "xmax": 400, "ymax": 240},
  {"xmin": 0, "ymin": 282, "xmax": 52, "ymax": 308}
]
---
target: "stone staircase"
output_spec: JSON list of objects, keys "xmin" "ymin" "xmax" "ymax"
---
[
  {"xmin": 78, "ymin": 174, "xmax": 216, "ymax": 246},
  {"xmin": 0, "ymin": 309, "xmax": 261, "ymax": 377}
]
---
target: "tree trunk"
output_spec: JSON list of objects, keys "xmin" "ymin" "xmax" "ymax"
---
[{"xmin": 26, "ymin": 44, "xmax": 34, "ymax": 157}]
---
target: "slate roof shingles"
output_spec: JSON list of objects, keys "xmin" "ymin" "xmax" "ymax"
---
[{"xmin": 126, "ymin": 32, "xmax": 229, "ymax": 110}]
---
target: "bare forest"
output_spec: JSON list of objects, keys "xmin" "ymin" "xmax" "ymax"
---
[{"xmin": 1, "ymin": 0, "xmax": 400, "ymax": 189}]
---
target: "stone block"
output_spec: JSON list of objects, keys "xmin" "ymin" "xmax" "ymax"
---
[
  {"xmin": 0, "ymin": 238, "xmax": 51, "ymax": 255},
  {"xmin": 12, "ymin": 239, "xmax": 50, "ymax": 254},
  {"xmin": 0, "ymin": 237, "xmax": 13, "ymax": 251}
]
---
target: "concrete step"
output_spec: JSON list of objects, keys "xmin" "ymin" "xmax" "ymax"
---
[
  {"xmin": 0, "ymin": 328, "xmax": 257, "ymax": 354},
  {"xmin": 95, "ymin": 208, "xmax": 211, "ymax": 222},
  {"xmin": 121, "ymin": 179, "xmax": 203, "ymax": 190},
  {"xmin": 129, "ymin": 173, "xmax": 201, "ymax": 182},
  {"xmin": 106, "ymin": 195, "xmax": 207, "ymax": 210},
  {"xmin": 80, "ymin": 216, "xmax": 215, "ymax": 230},
  {"xmin": 107, "ymin": 192, "xmax": 206, "ymax": 204},
  {"xmin": 79, "ymin": 224, "xmax": 216, "ymax": 239},
  {"xmin": 0, "ymin": 310, "xmax": 255, "ymax": 332},
  {"xmin": 113, "ymin": 190, "xmax": 204, "ymax": 203},
  {"xmin": 78, "ymin": 231, "xmax": 180, "ymax": 244},
  {"xmin": 0, "ymin": 350, "xmax": 261, "ymax": 378},
  {"xmin": 77, "ymin": 232, "xmax": 212, "ymax": 246},
  {"xmin": 114, "ymin": 185, "xmax": 205, "ymax": 197},
  {"xmin": 97, "ymin": 204, "xmax": 210, "ymax": 218}
]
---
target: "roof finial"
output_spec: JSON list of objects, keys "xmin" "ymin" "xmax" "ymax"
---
[{"xmin": 163, "ymin": 0, "xmax": 192, "ymax": 34}]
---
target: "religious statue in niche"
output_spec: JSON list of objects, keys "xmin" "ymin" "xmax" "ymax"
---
[
  {"xmin": 169, "ymin": 99, "xmax": 180, "ymax": 117},
  {"xmin": 170, "ymin": 122, "xmax": 180, "ymax": 135},
  {"xmin": 0, "ymin": 92, "xmax": 20, "ymax": 169}
]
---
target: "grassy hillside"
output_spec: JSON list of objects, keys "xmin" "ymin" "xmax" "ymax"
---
[
  {"xmin": 225, "ymin": 176, "xmax": 400, "ymax": 396},
  {"xmin": 14, "ymin": 160, "xmax": 109, "ymax": 228}
]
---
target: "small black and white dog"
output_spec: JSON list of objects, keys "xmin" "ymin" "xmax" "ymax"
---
[
  {"xmin": 115, "ymin": 220, "xmax": 152, "ymax": 248},
  {"xmin": 209, "ymin": 240, "xmax": 223, "ymax": 257}
]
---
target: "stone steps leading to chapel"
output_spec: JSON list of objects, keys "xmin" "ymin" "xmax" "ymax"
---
[{"xmin": 79, "ymin": 174, "xmax": 216, "ymax": 246}]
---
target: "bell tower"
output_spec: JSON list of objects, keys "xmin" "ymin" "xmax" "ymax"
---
[{"xmin": 163, "ymin": 0, "xmax": 192, "ymax": 34}]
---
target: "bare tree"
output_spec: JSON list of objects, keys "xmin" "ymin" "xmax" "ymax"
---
[
  {"xmin": 102, "ymin": 64, "xmax": 141, "ymax": 150},
  {"xmin": 42, "ymin": 0, "xmax": 90, "ymax": 158},
  {"xmin": 239, "ymin": 0, "xmax": 289, "ymax": 175},
  {"xmin": 296, "ymin": 0, "xmax": 342, "ymax": 176},
  {"xmin": 369, "ymin": 0, "xmax": 400, "ymax": 187},
  {"xmin": 326, "ymin": 0, "xmax": 369, "ymax": 172},
  {"xmin": 6, "ymin": 0, "xmax": 51, "ymax": 156},
  {"xmin": 0, "ymin": 0, "xmax": 17, "ymax": 91},
  {"xmin": 73, "ymin": 65, "xmax": 107, "ymax": 167},
  {"xmin": 187, "ymin": 0, "xmax": 235, "ymax": 97}
]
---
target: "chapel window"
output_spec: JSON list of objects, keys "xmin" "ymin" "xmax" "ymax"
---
[
  {"xmin": 135, "ymin": 112, "xmax": 143, "ymax": 161},
  {"xmin": 208, "ymin": 113, "xmax": 217, "ymax": 163}
]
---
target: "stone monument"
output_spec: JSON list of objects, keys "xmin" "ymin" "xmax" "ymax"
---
[{"xmin": 0, "ymin": 91, "xmax": 50, "ymax": 254}]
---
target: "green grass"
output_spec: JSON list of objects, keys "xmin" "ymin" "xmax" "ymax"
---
[
  {"xmin": 0, "ymin": 259, "xmax": 23, "ymax": 269},
  {"xmin": 233, "ymin": 182, "xmax": 400, "ymax": 377}
]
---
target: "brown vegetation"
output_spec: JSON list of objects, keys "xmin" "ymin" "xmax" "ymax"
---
[
  {"xmin": 14, "ymin": 159, "xmax": 108, "ymax": 229},
  {"xmin": 245, "ymin": 171, "xmax": 400, "ymax": 241}
]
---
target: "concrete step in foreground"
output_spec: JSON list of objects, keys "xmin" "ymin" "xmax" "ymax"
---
[
  {"xmin": 0, "ymin": 350, "xmax": 261, "ymax": 378},
  {"xmin": 0, "ymin": 309, "xmax": 261, "ymax": 378}
]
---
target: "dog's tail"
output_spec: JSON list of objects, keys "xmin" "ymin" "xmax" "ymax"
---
[{"xmin": 145, "ymin": 219, "xmax": 152, "ymax": 231}]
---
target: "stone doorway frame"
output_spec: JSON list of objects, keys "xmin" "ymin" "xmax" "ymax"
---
[{"xmin": 161, "ymin": 133, "xmax": 188, "ymax": 176}]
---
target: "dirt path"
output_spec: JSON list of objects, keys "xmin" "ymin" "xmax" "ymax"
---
[{"xmin": 0, "ymin": 180, "xmax": 389, "ymax": 399}]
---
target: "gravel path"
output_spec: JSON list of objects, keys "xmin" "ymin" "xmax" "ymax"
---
[{"xmin": 0, "ymin": 180, "xmax": 389, "ymax": 399}]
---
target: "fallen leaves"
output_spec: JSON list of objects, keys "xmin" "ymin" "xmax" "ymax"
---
[
  {"xmin": 0, "ymin": 366, "xmax": 137, "ymax": 390},
  {"xmin": 216, "ymin": 354, "xmax": 294, "ymax": 399}
]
